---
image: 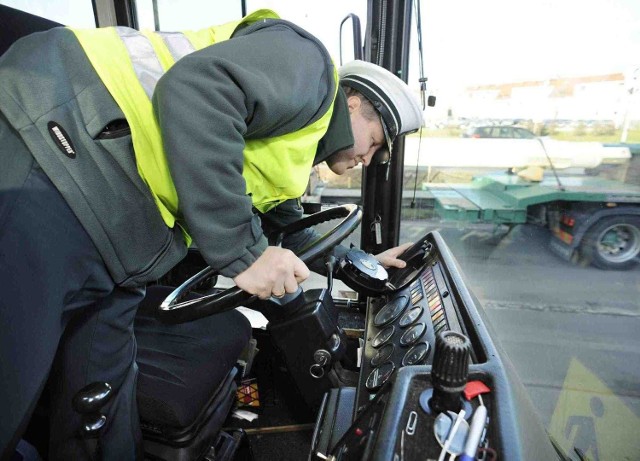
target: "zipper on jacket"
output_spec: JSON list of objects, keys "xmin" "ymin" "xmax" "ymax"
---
[{"xmin": 96, "ymin": 119, "xmax": 131, "ymax": 140}]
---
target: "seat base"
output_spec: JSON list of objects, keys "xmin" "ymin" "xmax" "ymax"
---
[
  {"xmin": 142, "ymin": 428, "xmax": 251, "ymax": 461},
  {"xmin": 141, "ymin": 369, "xmax": 238, "ymax": 461},
  {"xmin": 135, "ymin": 285, "xmax": 252, "ymax": 460}
]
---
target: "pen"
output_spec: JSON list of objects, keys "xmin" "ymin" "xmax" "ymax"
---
[{"xmin": 459, "ymin": 405, "xmax": 488, "ymax": 461}]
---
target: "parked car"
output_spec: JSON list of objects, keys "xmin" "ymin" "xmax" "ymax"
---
[{"xmin": 463, "ymin": 125, "xmax": 538, "ymax": 139}]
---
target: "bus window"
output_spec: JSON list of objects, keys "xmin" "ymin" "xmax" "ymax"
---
[
  {"xmin": 135, "ymin": 0, "xmax": 242, "ymax": 31},
  {"xmin": 1, "ymin": 0, "xmax": 95, "ymax": 27}
]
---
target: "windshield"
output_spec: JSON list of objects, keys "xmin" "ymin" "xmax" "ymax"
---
[
  {"xmin": 398, "ymin": 2, "xmax": 640, "ymax": 460},
  {"xmin": 276, "ymin": 1, "xmax": 639, "ymax": 459}
]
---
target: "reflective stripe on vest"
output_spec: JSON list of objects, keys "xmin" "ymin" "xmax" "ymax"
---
[
  {"xmin": 116, "ymin": 27, "xmax": 165, "ymax": 99},
  {"xmin": 72, "ymin": 25, "xmax": 185, "ymax": 240},
  {"xmin": 71, "ymin": 8, "xmax": 335, "ymax": 237},
  {"xmin": 154, "ymin": 32, "xmax": 195, "ymax": 64},
  {"xmin": 140, "ymin": 30, "xmax": 182, "ymax": 71}
]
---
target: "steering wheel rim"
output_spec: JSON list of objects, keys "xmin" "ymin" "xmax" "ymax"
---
[{"xmin": 159, "ymin": 204, "xmax": 362, "ymax": 323}]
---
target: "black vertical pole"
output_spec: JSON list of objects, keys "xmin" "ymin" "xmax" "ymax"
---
[
  {"xmin": 360, "ymin": 0, "xmax": 413, "ymax": 254},
  {"xmin": 152, "ymin": 0, "xmax": 160, "ymax": 31}
]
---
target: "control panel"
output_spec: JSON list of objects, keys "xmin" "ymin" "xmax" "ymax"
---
[
  {"xmin": 356, "ymin": 237, "xmax": 477, "ymax": 411},
  {"xmin": 329, "ymin": 369, "xmax": 493, "ymax": 461},
  {"xmin": 310, "ymin": 231, "xmax": 560, "ymax": 461}
]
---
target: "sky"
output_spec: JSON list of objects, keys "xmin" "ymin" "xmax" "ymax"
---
[
  {"xmin": 421, "ymin": 0, "xmax": 640, "ymax": 87},
  {"xmin": 4, "ymin": 0, "xmax": 640, "ymax": 100}
]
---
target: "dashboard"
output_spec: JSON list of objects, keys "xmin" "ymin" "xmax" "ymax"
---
[
  {"xmin": 311, "ymin": 231, "xmax": 559, "ymax": 460},
  {"xmin": 357, "ymin": 242, "xmax": 473, "ymax": 407}
]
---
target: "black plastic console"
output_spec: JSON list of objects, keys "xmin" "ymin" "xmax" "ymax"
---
[{"xmin": 309, "ymin": 231, "xmax": 559, "ymax": 460}]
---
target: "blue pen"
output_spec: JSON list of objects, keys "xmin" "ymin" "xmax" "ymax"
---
[{"xmin": 459, "ymin": 405, "xmax": 488, "ymax": 461}]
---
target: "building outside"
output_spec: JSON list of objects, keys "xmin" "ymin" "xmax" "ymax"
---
[{"xmin": 439, "ymin": 70, "xmax": 639, "ymax": 130}]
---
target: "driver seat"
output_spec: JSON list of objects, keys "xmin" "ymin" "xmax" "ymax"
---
[{"xmin": 134, "ymin": 286, "xmax": 252, "ymax": 460}]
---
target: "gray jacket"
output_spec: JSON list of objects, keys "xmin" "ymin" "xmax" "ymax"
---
[{"xmin": 0, "ymin": 20, "xmax": 353, "ymax": 286}]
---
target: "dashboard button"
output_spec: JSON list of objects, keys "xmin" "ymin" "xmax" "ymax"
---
[
  {"xmin": 402, "ymin": 342, "xmax": 430, "ymax": 365},
  {"xmin": 371, "ymin": 325, "xmax": 395, "ymax": 348},
  {"xmin": 399, "ymin": 306, "xmax": 423, "ymax": 328},
  {"xmin": 365, "ymin": 361, "xmax": 395, "ymax": 391},
  {"xmin": 371, "ymin": 343, "xmax": 394, "ymax": 367},
  {"xmin": 400, "ymin": 322, "xmax": 426, "ymax": 346},
  {"xmin": 374, "ymin": 295, "xmax": 409, "ymax": 326}
]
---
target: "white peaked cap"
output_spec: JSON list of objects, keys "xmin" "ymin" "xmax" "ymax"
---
[{"xmin": 339, "ymin": 60, "xmax": 423, "ymax": 141}]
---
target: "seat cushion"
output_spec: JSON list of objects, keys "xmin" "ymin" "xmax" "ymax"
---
[{"xmin": 135, "ymin": 286, "xmax": 251, "ymax": 429}]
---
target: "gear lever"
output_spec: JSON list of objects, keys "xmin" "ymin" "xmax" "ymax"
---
[{"xmin": 429, "ymin": 331, "xmax": 471, "ymax": 414}]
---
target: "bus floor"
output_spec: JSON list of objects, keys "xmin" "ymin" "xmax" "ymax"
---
[
  {"xmin": 223, "ymin": 328, "xmax": 316, "ymax": 461},
  {"xmin": 224, "ymin": 307, "xmax": 365, "ymax": 460}
]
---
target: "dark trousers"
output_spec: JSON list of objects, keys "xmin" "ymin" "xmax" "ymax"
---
[{"xmin": 0, "ymin": 165, "xmax": 143, "ymax": 460}]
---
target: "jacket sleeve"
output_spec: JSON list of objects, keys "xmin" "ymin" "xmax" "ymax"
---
[
  {"xmin": 153, "ymin": 22, "xmax": 335, "ymax": 277},
  {"xmin": 259, "ymin": 199, "xmax": 350, "ymax": 275}
]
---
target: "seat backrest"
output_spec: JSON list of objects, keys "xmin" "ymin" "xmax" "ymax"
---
[{"xmin": 0, "ymin": 5, "xmax": 62, "ymax": 57}]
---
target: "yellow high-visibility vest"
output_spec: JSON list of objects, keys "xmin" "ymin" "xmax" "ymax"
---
[{"xmin": 72, "ymin": 9, "xmax": 337, "ymax": 244}]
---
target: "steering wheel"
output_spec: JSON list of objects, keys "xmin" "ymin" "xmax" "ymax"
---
[{"xmin": 158, "ymin": 204, "xmax": 362, "ymax": 323}]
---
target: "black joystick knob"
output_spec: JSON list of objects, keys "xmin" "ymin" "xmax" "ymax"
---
[
  {"xmin": 429, "ymin": 331, "xmax": 471, "ymax": 413},
  {"xmin": 72, "ymin": 382, "xmax": 113, "ymax": 437}
]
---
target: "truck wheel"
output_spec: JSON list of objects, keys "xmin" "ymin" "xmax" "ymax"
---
[{"xmin": 581, "ymin": 216, "xmax": 640, "ymax": 270}]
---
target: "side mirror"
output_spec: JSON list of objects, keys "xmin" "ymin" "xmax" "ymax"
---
[{"xmin": 339, "ymin": 13, "xmax": 363, "ymax": 65}]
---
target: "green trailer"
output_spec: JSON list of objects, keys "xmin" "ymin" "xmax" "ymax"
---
[{"xmin": 425, "ymin": 172, "xmax": 640, "ymax": 270}]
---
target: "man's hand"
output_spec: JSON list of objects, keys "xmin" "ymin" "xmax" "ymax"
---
[
  {"xmin": 233, "ymin": 246, "xmax": 310, "ymax": 299},
  {"xmin": 374, "ymin": 242, "xmax": 414, "ymax": 269}
]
